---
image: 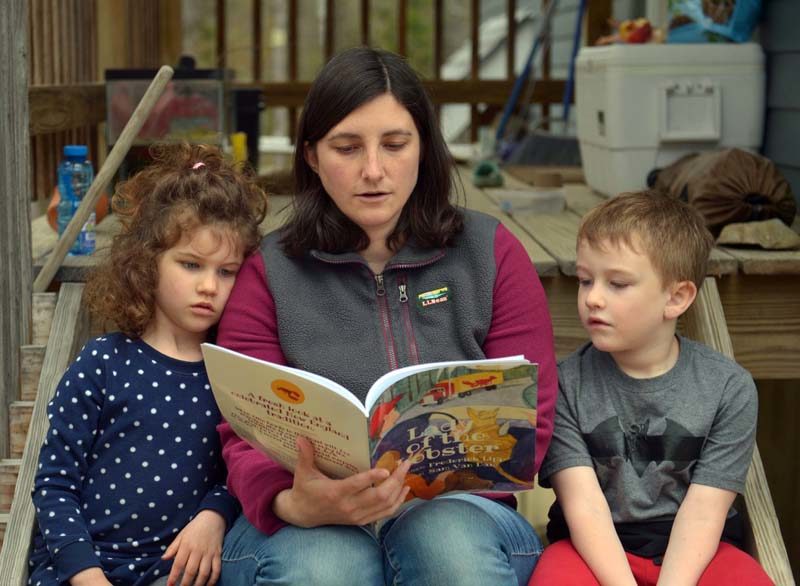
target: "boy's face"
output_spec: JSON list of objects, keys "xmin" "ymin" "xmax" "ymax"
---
[{"xmin": 576, "ymin": 237, "xmax": 675, "ymax": 360}]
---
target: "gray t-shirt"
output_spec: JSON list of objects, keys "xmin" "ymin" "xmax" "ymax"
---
[{"xmin": 539, "ymin": 336, "xmax": 757, "ymax": 524}]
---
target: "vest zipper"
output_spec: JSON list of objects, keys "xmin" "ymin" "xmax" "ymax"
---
[
  {"xmin": 374, "ymin": 273, "xmax": 398, "ymax": 370},
  {"xmin": 397, "ymin": 275, "xmax": 420, "ymax": 365}
]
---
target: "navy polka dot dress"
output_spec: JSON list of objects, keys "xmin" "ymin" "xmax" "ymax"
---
[{"xmin": 28, "ymin": 334, "xmax": 240, "ymax": 586}]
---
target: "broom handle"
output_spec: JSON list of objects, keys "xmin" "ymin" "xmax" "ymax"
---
[{"xmin": 33, "ymin": 65, "xmax": 174, "ymax": 293}]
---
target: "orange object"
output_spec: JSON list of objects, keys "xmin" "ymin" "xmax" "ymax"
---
[
  {"xmin": 46, "ymin": 186, "xmax": 110, "ymax": 232},
  {"xmin": 619, "ymin": 18, "xmax": 653, "ymax": 43}
]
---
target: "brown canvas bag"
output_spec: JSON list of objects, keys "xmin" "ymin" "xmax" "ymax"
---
[{"xmin": 648, "ymin": 148, "xmax": 796, "ymax": 235}]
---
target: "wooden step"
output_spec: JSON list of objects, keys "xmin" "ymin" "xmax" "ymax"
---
[
  {"xmin": 0, "ymin": 460, "xmax": 21, "ymax": 514},
  {"xmin": 32, "ymin": 292, "xmax": 57, "ymax": 345},
  {"xmin": 19, "ymin": 345, "xmax": 46, "ymax": 401},
  {"xmin": 0, "ymin": 512, "xmax": 7, "ymax": 546},
  {"xmin": 9, "ymin": 402, "xmax": 34, "ymax": 459}
]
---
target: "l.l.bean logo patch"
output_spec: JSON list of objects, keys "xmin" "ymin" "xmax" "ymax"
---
[{"xmin": 417, "ymin": 286, "xmax": 450, "ymax": 309}]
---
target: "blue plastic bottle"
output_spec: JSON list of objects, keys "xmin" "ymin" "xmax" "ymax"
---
[{"xmin": 57, "ymin": 145, "xmax": 96, "ymax": 255}]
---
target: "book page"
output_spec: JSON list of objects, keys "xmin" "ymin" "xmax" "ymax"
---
[
  {"xmin": 367, "ymin": 361, "xmax": 538, "ymax": 500},
  {"xmin": 202, "ymin": 344, "xmax": 371, "ymax": 479},
  {"xmin": 364, "ymin": 355, "xmax": 525, "ymax": 412}
]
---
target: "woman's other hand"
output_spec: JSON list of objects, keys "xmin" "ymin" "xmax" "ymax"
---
[{"xmin": 274, "ymin": 436, "xmax": 411, "ymax": 527}]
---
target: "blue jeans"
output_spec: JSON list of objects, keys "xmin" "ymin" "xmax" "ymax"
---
[{"xmin": 220, "ymin": 494, "xmax": 543, "ymax": 586}]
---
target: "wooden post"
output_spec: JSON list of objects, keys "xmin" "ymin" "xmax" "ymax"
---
[{"xmin": 0, "ymin": 0, "xmax": 33, "ymax": 458}]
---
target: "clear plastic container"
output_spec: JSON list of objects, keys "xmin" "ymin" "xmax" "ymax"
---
[
  {"xmin": 497, "ymin": 172, "xmax": 566, "ymax": 214},
  {"xmin": 57, "ymin": 145, "xmax": 96, "ymax": 255}
]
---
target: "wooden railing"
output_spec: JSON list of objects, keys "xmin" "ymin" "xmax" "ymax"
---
[{"xmin": 28, "ymin": 1, "xmax": 613, "ymax": 151}]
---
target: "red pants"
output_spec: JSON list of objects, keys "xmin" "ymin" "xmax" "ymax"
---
[{"xmin": 529, "ymin": 540, "xmax": 774, "ymax": 585}]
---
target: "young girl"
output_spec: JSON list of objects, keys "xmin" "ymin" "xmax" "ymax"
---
[{"xmin": 28, "ymin": 144, "xmax": 268, "ymax": 586}]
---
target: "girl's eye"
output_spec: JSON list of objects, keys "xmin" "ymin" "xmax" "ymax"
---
[
  {"xmin": 181, "ymin": 261, "xmax": 200, "ymax": 270},
  {"xmin": 219, "ymin": 268, "xmax": 238, "ymax": 278},
  {"xmin": 610, "ymin": 281, "xmax": 629, "ymax": 289},
  {"xmin": 577, "ymin": 278, "xmax": 592, "ymax": 287}
]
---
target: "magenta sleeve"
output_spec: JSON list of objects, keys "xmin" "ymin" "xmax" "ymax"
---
[
  {"xmin": 483, "ymin": 223, "xmax": 558, "ymax": 476},
  {"xmin": 216, "ymin": 251, "xmax": 293, "ymax": 535}
]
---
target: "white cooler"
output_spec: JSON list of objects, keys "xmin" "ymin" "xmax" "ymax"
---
[{"xmin": 575, "ymin": 43, "xmax": 765, "ymax": 196}]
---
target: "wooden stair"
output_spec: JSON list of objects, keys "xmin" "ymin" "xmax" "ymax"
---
[
  {"xmin": 0, "ymin": 284, "xmax": 88, "ymax": 583},
  {"xmin": 0, "ymin": 292, "xmax": 55, "ymax": 542}
]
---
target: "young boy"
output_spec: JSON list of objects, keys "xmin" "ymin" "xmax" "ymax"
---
[{"xmin": 530, "ymin": 192, "xmax": 773, "ymax": 585}]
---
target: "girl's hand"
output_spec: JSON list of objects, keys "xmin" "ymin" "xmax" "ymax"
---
[
  {"xmin": 162, "ymin": 509, "xmax": 226, "ymax": 586},
  {"xmin": 69, "ymin": 567, "xmax": 113, "ymax": 586},
  {"xmin": 274, "ymin": 436, "xmax": 412, "ymax": 527}
]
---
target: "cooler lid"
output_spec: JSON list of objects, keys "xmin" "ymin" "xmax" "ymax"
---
[{"xmin": 576, "ymin": 43, "xmax": 763, "ymax": 70}]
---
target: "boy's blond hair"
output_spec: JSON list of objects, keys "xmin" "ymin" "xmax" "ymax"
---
[{"xmin": 577, "ymin": 190, "xmax": 714, "ymax": 289}]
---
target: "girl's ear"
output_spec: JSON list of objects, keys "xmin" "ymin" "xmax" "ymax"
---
[
  {"xmin": 664, "ymin": 280, "xmax": 697, "ymax": 321},
  {"xmin": 304, "ymin": 142, "xmax": 319, "ymax": 173}
]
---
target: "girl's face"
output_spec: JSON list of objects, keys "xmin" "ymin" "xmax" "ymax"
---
[
  {"xmin": 148, "ymin": 225, "xmax": 244, "ymax": 349},
  {"xmin": 305, "ymin": 93, "xmax": 421, "ymax": 246}
]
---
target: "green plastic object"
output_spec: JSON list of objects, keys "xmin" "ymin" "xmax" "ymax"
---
[{"xmin": 472, "ymin": 160, "xmax": 504, "ymax": 187}]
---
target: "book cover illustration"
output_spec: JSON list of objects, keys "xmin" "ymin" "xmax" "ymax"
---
[{"xmin": 367, "ymin": 363, "xmax": 538, "ymax": 499}]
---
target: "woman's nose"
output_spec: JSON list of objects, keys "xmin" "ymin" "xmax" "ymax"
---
[{"xmin": 361, "ymin": 148, "xmax": 385, "ymax": 181}]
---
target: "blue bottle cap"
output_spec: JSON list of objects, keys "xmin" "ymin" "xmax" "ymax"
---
[{"xmin": 63, "ymin": 145, "xmax": 89, "ymax": 157}]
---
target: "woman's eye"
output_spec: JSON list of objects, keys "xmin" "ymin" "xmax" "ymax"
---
[
  {"xmin": 384, "ymin": 142, "xmax": 407, "ymax": 151},
  {"xmin": 334, "ymin": 145, "xmax": 357, "ymax": 154}
]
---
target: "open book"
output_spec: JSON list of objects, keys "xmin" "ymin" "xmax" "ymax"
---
[{"xmin": 202, "ymin": 343, "xmax": 539, "ymax": 499}]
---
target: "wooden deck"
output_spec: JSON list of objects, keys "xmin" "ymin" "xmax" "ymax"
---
[{"xmin": 33, "ymin": 167, "xmax": 800, "ymax": 380}]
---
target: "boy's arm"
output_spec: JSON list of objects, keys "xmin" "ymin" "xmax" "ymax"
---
[
  {"xmin": 658, "ymin": 365, "xmax": 757, "ymax": 585},
  {"xmin": 657, "ymin": 483, "xmax": 736, "ymax": 586},
  {"xmin": 551, "ymin": 467, "xmax": 637, "ymax": 586}
]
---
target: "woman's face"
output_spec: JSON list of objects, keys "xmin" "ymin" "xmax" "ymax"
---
[{"xmin": 305, "ymin": 93, "xmax": 421, "ymax": 244}]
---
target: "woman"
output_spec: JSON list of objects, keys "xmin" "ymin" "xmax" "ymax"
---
[{"xmin": 217, "ymin": 47, "xmax": 557, "ymax": 586}]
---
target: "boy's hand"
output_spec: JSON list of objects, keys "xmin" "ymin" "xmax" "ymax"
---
[
  {"xmin": 274, "ymin": 436, "xmax": 411, "ymax": 527},
  {"xmin": 162, "ymin": 509, "xmax": 226, "ymax": 586},
  {"xmin": 69, "ymin": 567, "xmax": 113, "ymax": 586}
]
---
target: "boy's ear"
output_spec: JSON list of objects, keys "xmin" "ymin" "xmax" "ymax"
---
[
  {"xmin": 304, "ymin": 142, "xmax": 318, "ymax": 173},
  {"xmin": 664, "ymin": 280, "xmax": 697, "ymax": 320}
]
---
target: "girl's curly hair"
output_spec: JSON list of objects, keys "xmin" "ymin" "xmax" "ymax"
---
[{"xmin": 84, "ymin": 143, "xmax": 268, "ymax": 338}]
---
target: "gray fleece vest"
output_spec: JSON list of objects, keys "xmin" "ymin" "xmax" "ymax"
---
[{"xmin": 260, "ymin": 209, "xmax": 499, "ymax": 404}]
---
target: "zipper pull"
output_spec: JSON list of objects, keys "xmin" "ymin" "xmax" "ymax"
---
[
  {"xmin": 398, "ymin": 283, "xmax": 409, "ymax": 303},
  {"xmin": 375, "ymin": 274, "xmax": 386, "ymax": 296}
]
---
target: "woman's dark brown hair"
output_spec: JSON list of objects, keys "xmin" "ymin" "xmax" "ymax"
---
[
  {"xmin": 280, "ymin": 47, "xmax": 463, "ymax": 256},
  {"xmin": 84, "ymin": 143, "xmax": 268, "ymax": 338}
]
